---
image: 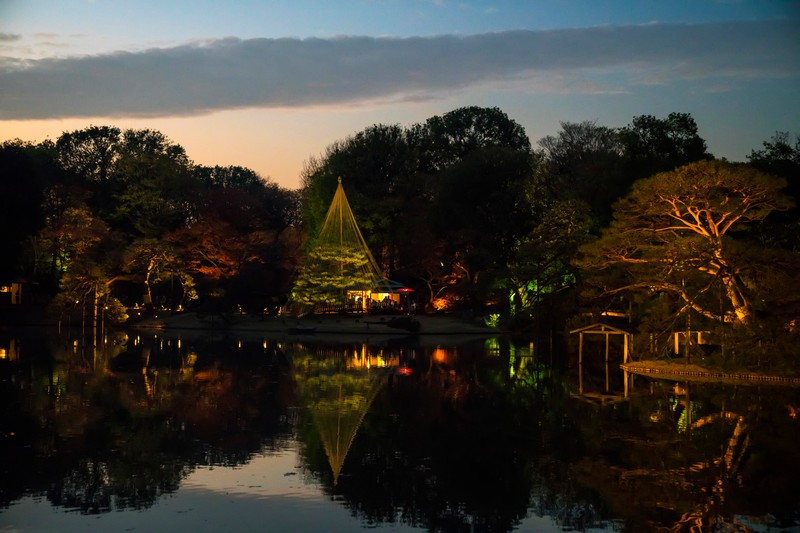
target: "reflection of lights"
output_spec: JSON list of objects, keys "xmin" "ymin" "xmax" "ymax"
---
[
  {"xmin": 397, "ymin": 367, "xmax": 413, "ymax": 376},
  {"xmin": 432, "ymin": 348, "xmax": 448, "ymax": 364},
  {"xmin": 484, "ymin": 338, "xmax": 500, "ymax": 355}
]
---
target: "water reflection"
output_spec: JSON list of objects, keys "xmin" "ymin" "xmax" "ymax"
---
[{"xmin": 0, "ymin": 328, "xmax": 798, "ymax": 531}]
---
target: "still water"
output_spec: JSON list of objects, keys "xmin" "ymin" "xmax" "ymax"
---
[{"xmin": 1, "ymin": 327, "xmax": 799, "ymax": 532}]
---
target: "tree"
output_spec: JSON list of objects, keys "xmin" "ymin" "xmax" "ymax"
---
[
  {"xmin": 537, "ymin": 121, "xmax": 625, "ymax": 228},
  {"xmin": 747, "ymin": 131, "xmax": 800, "ymax": 189},
  {"xmin": 577, "ymin": 160, "xmax": 795, "ymax": 328},
  {"xmin": 505, "ymin": 198, "xmax": 591, "ymax": 327},
  {"xmin": 747, "ymin": 132, "xmax": 800, "ymax": 250},
  {"xmin": 420, "ymin": 106, "xmax": 531, "ymax": 173},
  {"xmin": 291, "ymin": 244, "xmax": 377, "ymax": 307},
  {"xmin": 194, "ymin": 164, "xmax": 264, "ymax": 192},
  {"xmin": 301, "ymin": 123, "xmax": 420, "ymax": 270},
  {"xmin": 0, "ymin": 140, "xmax": 60, "ymax": 280},
  {"xmin": 619, "ymin": 112, "xmax": 712, "ymax": 180},
  {"xmin": 122, "ymin": 238, "xmax": 195, "ymax": 309},
  {"xmin": 110, "ymin": 129, "xmax": 198, "ymax": 237},
  {"xmin": 427, "ymin": 146, "xmax": 538, "ymax": 310},
  {"xmin": 56, "ymin": 126, "xmax": 120, "ymax": 184}
]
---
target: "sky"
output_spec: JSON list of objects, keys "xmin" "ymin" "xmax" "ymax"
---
[{"xmin": 1, "ymin": 1, "xmax": 799, "ymax": 190}]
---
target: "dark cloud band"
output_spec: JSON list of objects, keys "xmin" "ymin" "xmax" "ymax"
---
[{"xmin": 1, "ymin": 20, "xmax": 797, "ymax": 119}]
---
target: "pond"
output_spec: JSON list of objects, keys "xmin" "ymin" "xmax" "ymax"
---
[{"xmin": 1, "ymin": 327, "xmax": 799, "ymax": 531}]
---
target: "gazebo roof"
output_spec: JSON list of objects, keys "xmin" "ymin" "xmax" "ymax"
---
[{"xmin": 569, "ymin": 322, "xmax": 631, "ymax": 335}]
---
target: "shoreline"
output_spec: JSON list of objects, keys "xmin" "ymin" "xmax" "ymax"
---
[
  {"xmin": 123, "ymin": 311, "xmax": 502, "ymax": 340},
  {"xmin": 622, "ymin": 360, "xmax": 800, "ymax": 386}
]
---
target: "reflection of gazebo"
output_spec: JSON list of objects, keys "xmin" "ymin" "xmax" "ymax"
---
[
  {"xmin": 570, "ymin": 323, "xmax": 633, "ymax": 395},
  {"xmin": 291, "ymin": 178, "xmax": 413, "ymax": 313}
]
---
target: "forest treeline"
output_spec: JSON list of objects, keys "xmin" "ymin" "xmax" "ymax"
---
[{"xmin": 1, "ymin": 108, "xmax": 799, "ymax": 368}]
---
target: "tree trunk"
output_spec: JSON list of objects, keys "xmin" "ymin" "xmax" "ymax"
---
[
  {"xmin": 722, "ymin": 274, "xmax": 753, "ymax": 324},
  {"xmin": 92, "ymin": 282, "xmax": 99, "ymax": 350}
]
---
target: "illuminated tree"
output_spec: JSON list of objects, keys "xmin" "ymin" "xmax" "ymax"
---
[
  {"xmin": 577, "ymin": 160, "xmax": 795, "ymax": 327},
  {"xmin": 291, "ymin": 244, "xmax": 378, "ymax": 307},
  {"xmin": 292, "ymin": 179, "xmax": 388, "ymax": 308},
  {"xmin": 122, "ymin": 238, "xmax": 196, "ymax": 309},
  {"xmin": 506, "ymin": 198, "xmax": 591, "ymax": 324}
]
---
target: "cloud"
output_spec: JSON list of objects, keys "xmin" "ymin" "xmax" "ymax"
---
[
  {"xmin": 0, "ymin": 20, "xmax": 797, "ymax": 119},
  {"xmin": 0, "ymin": 33, "xmax": 22, "ymax": 42}
]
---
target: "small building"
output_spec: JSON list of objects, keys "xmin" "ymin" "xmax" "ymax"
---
[
  {"xmin": 570, "ymin": 322, "xmax": 633, "ymax": 366},
  {"xmin": 0, "ymin": 280, "xmax": 25, "ymax": 305}
]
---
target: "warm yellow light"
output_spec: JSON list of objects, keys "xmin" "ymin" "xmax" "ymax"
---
[
  {"xmin": 0, "ymin": 348, "xmax": 7, "ymax": 359},
  {"xmin": 432, "ymin": 348, "xmax": 448, "ymax": 364},
  {"xmin": 431, "ymin": 298, "xmax": 451, "ymax": 311}
]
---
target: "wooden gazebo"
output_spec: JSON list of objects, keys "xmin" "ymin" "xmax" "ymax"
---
[{"xmin": 570, "ymin": 322, "xmax": 632, "ymax": 366}]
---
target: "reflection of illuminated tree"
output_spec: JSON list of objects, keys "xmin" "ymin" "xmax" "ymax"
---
[
  {"xmin": 296, "ymin": 339, "xmax": 571, "ymax": 531},
  {"xmin": 560, "ymin": 381, "xmax": 800, "ymax": 531},
  {"xmin": 291, "ymin": 346, "xmax": 391, "ymax": 485}
]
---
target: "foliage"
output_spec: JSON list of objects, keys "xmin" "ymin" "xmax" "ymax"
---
[
  {"xmin": 747, "ymin": 131, "xmax": 800, "ymax": 251},
  {"xmin": 576, "ymin": 160, "xmax": 797, "ymax": 337},
  {"xmin": 3, "ymin": 110, "xmax": 796, "ymax": 352},
  {"xmin": 618, "ymin": 112, "xmax": 712, "ymax": 179},
  {"xmin": 291, "ymin": 244, "xmax": 376, "ymax": 306},
  {"xmin": 505, "ymin": 197, "xmax": 591, "ymax": 324},
  {"xmin": 300, "ymin": 107, "xmax": 537, "ymax": 314},
  {"xmin": 1, "ymin": 124, "xmax": 299, "ymax": 318},
  {"xmin": 537, "ymin": 120, "xmax": 624, "ymax": 227},
  {"xmin": 0, "ymin": 140, "xmax": 58, "ymax": 280}
]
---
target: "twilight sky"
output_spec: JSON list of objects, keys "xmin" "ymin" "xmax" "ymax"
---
[{"xmin": 1, "ymin": 0, "xmax": 798, "ymax": 189}]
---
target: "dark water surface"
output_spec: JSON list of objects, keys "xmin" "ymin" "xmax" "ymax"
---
[{"xmin": 1, "ymin": 327, "xmax": 799, "ymax": 532}]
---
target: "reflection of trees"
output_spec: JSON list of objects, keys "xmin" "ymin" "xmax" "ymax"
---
[
  {"xmin": 1, "ymin": 332, "xmax": 294, "ymax": 513},
  {"xmin": 4, "ymin": 333, "xmax": 799, "ymax": 529},
  {"xmin": 293, "ymin": 338, "xmax": 578, "ymax": 532},
  {"xmin": 557, "ymin": 381, "xmax": 800, "ymax": 530}
]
